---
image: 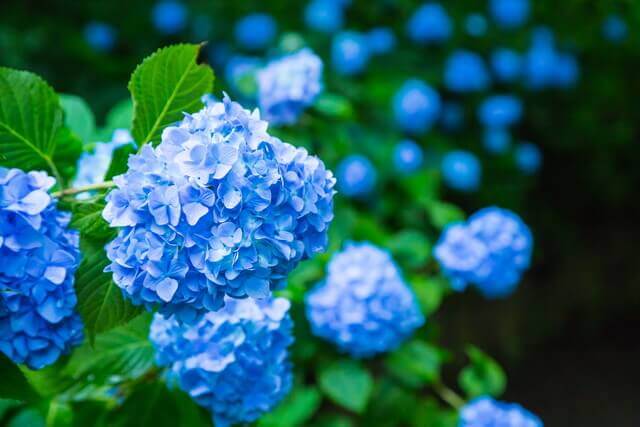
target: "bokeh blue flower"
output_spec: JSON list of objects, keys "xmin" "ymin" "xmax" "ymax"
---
[
  {"xmin": 393, "ymin": 79, "xmax": 441, "ymax": 135},
  {"xmin": 444, "ymin": 50, "xmax": 491, "ymax": 93},
  {"xmin": 491, "ymin": 48, "xmax": 522, "ymax": 83},
  {"xmin": 103, "ymin": 95, "xmax": 336, "ymax": 323},
  {"xmin": 406, "ymin": 3, "xmax": 452, "ymax": 45},
  {"xmin": 393, "ymin": 140, "xmax": 424, "ymax": 174},
  {"xmin": 84, "ymin": 22, "xmax": 117, "ymax": 52},
  {"xmin": 152, "ymin": 1, "xmax": 188, "ymax": 35},
  {"xmin": 478, "ymin": 95, "xmax": 523, "ymax": 128},
  {"xmin": 483, "ymin": 127, "xmax": 511, "ymax": 155},
  {"xmin": 460, "ymin": 396, "xmax": 543, "ymax": 427},
  {"xmin": 331, "ymin": 31, "xmax": 370, "ymax": 76},
  {"xmin": 0, "ymin": 168, "xmax": 83, "ymax": 369},
  {"xmin": 336, "ymin": 154, "xmax": 376, "ymax": 198},
  {"xmin": 366, "ymin": 27, "xmax": 396, "ymax": 55},
  {"xmin": 73, "ymin": 129, "xmax": 134, "ymax": 190},
  {"xmin": 489, "ymin": 0, "xmax": 530, "ymax": 29},
  {"xmin": 234, "ymin": 13, "xmax": 277, "ymax": 50},
  {"xmin": 150, "ymin": 296, "xmax": 293, "ymax": 427},
  {"xmin": 304, "ymin": 0, "xmax": 344, "ymax": 34},
  {"xmin": 441, "ymin": 150, "xmax": 482, "ymax": 192},
  {"xmin": 465, "ymin": 13, "xmax": 488, "ymax": 37},
  {"xmin": 515, "ymin": 142, "xmax": 542, "ymax": 175},
  {"xmin": 257, "ymin": 48, "xmax": 323, "ymax": 125},
  {"xmin": 305, "ymin": 242, "xmax": 425, "ymax": 358},
  {"xmin": 440, "ymin": 101, "xmax": 465, "ymax": 132},
  {"xmin": 602, "ymin": 14, "xmax": 627, "ymax": 43},
  {"xmin": 434, "ymin": 207, "xmax": 533, "ymax": 298}
]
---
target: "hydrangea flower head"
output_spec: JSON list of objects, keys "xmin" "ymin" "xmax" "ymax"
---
[
  {"xmin": 103, "ymin": 95, "xmax": 336, "ymax": 323},
  {"xmin": 257, "ymin": 49, "xmax": 323, "ymax": 126},
  {"xmin": 460, "ymin": 396, "xmax": 543, "ymax": 427},
  {"xmin": 407, "ymin": 3, "xmax": 452, "ymax": 44},
  {"xmin": 150, "ymin": 296, "xmax": 293, "ymax": 427},
  {"xmin": 304, "ymin": 0, "xmax": 344, "ymax": 34},
  {"xmin": 336, "ymin": 154, "xmax": 376, "ymax": 198},
  {"xmin": 393, "ymin": 79, "xmax": 441, "ymax": 135},
  {"xmin": 74, "ymin": 129, "xmax": 134, "ymax": 190},
  {"xmin": 602, "ymin": 14, "xmax": 628, "ymax": 43},
  {"xmin": 441, "ymin": 150, "xmax": 481, "ymax": 192},
  {"xmin": 489, "ymin": 0, "xmax": 530, "ymax": 29},
  {"xmin": 394, "ymin": 140, "xmax": 424, "ymax": 174},
  {"xmin": 483, "ymin": 128, "xmax": 511, "ymax": 155},
  {"xmin": 478, "ymin": 95, "xmax": 523, "ymax": 129},
  {"xmin": 234, "ymin": 13, "xmax": 277, "ymax": 50},
  {"xmin": 435, "ymin": 207, "xmax": 533, "ymax": 298},
  {"xmin": 491, "ymin": 48, "xmax": 522, "ymax": 83},
  {"xmin": 0, "ymin": 168, "xmax": 83, "ymax": 369},
  {"xmin": 515, "ymin": 143, "xmax": 542, "ymax": 175},
  {"xmin": 331, "ymin": 31, "xmax": 370, "ymax": 76},
  {"xmin": 305, "ymin": 242, "xmax": 425, "ymax": 358},
  {"xmin": 553, "ymin": 53, "xmax": 580, "ymax": 88},
  {"xmin": 465, "ymin": 13, "xmax": 488, "ymax": 37},
  {"xmin": 366, "ymin": 27, "xmax": 396, "ymax": 55},
  {"xmin": 444, "ymin": 50, "xmax": 491, "ymax": 93},
  {"xmin": 84, "ymin": 22, "xmax": 117, "ymax": 52},
  {"xmin": 152, "ymin": 1, "xmax": 188, "ymax": 35}
]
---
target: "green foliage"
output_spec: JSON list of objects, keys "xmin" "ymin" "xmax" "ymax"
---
[
  {"xmin": 259, "ymin": 386, "xmax": 322, "ymax": 427},
  {"xmin": 104, "ymin": 144, "xmax": 136, "ymax": 180},
  {"xmin": 59, "ymin": 94, "xmax": 96, "ymax": 143},
  {"xmin": 385, "ymin": 340, "xmax": 444, "ymax": 388},
  {"xmin": 129, "ymin": 44, "xmax": 214, "ymax": 146},
  {"xmin": 458, "ymin": 346, "xmax": 507, "ymax": 399},
  {"xmin": 46, "ymin": 400, "xmax": 73, "ymax": 427},
  {"xmin": 67, "ymin": 198, "xmax": 114, "ymax": 240},
  {"xmin": 318, "ymin": 360, "xmax": 373, "ymax": 414},
  {"xmin": 0, "ymin": 355, "xmax": 38, "ymax": 402}
]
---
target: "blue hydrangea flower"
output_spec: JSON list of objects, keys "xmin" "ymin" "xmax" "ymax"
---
[
  {"xmin": 440, "ymin": 102, "xmax": 465, "ymax": 132},
  {"xmin": 150, "ymin": 297, "xmax": 293, "ymax": 427},
  {"xmin": 602, "ymin": 14, "xmax": 627, "ymax": 43},
  {"xmin": 441, "ymin": 150, "xmax": 481, "ymax": 192},
  {"xmin": 393, "ymin": 79, "xmax": 441, "ymax": 135},
  {"xmin": 444, "ymin": 50, "xmax": 491, "ymax": 93},
  {"xmin": 553, "ymin": 53, "xmax": 580, "ymax": 88},
  {"xmin": 224, "ymin": 55, "xmax": 262, "ymax": 100},
  {"xmin": 522, "ymin": 27, "xmax": 579, "ymax": 91},
  {"xmin": 152, "ymin": 1, "xmax": 188, "ymax": 35},
  {"xmin": 406, "ymin": 3, "xmax": 452, "ymax": 45},
  {"xmin": 465, "ymin": 13, "xmax": 488, "ymax": 37},
  {"xmin": 489, "ymin": 0, "xmax": 530, "ymax": 29},
  {"xmin": 515, "ymin": 142, "xmax": 542, "ymax": 175},
  {"xmin": 483, "ymin": 128, "xmax": 511, "ymax": 155},
  {"xmin": 0, "ymin": 168, "xmax": 83, "ymax": 369},
  {"xmin": 257, "ymin": 49, "xmax": 323, "ymax": 126},
  {"xmin": 366, "ymin": 27, "xmax": 396, "ymax": 55},
  {"xmin": 336, "ymin": 154, "xmax": 376, "ymax": 198},
  {"xmin": 331, "ymin": 31, "xmax": 370, "ymax": 76},
  {"xmin": 84, "ymin": 22, "xmax": 117, "ymax": 52},
  {"xmin": 460, "ymin": 396, "xmax": 543, "ymax": 427},
  {"xmin": 393, "ymin": 140, "xmax": 424, "ymax": 174},
  {"xmin": 305, "ymin": 242, "xmax": 425, "ymax": 358},
  {"xmin": 304, "ymin": 0, "xmax": 344, "ymax": 34},
  {"xmin": 234, "ymin": 13, "xmax": 277, "ymax": 50},
  {"xmin": 434, "ymin": 207, "xmax": 533, "ymax": 298},
  {"xmin": 491, "ymin": 48, "xmax": 522, "ymax": 83},
  {"xmin": 103, "ymin": 96, "xmax": 336, "ymax": 323},
  {"xmin": 74, "ymin": 129, "xmax": 134, "ymax": 190},
  {"xmin": 477, "ymin": 95, "xmax": 523, "ymax": 128}
]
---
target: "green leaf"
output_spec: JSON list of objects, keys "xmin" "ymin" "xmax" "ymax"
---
[
  {"xmin": 59, "ymin": 94, "xmax": 95, "ymax": 143},
  {"xmin": 74, "ymin": 238, "xmax": 142, "ymax": 341},
  {"xmin": 412, "ymin": 398, "xmax": 459, "ymax": 427},
  {"xmin": 0, "ymin": 68, "xmax": 77, "ymax": 186},
  {"xmin": 104, "ymin": 143, "xmax": 136, "ymax": 181},
  {"xmin": 68, "ymin": 200, "xmax": 114, "ymax": 241},
  {"xmin": 46, "ymin": 400, "xmax": 73, "ymax": 427},
  {"xmin": 0, "ymin": 398, "xmax": 21, "ymax": 420},
  {"xmin": 129, "ymin": 44, "xmax": 214, "ymax": 146},
  {"xmin": 458, "ymin": 346, "xmax": 507, "ymax": 399},
  {"xmin": 387, "ymin": 229, "xmax": 431, "ymax": 269},
  {"xmin": 318, "ymin": 360, "xmax": 373, "ymax": 414},
  {"xmin": 93, "ymin": 99, "xmax": 133, "ymax": 142},
  {"xmin": 385, "ymin": 340, "xmax": 443, "ymax": 388},
  {"xmin": 0, "ymin": 354, "xmax": 38, "ymax": 402},
  {"xmin": 259, "ymin": 386, "xmax": 322, "ymax": 427},
  {"xmin": 410, "ymin": 276, "xmax": 449, "ymax": 316},
  {"xmin": 7, "ymin": 408, "xmax": 45, "ymax": 427},
  {"xmin": 426, "ymin": 201, "xmax": 465, "ymax": 229},
  {"xmin": 313, "ymin": 93, "xmax": 354, "ymax": 119}
]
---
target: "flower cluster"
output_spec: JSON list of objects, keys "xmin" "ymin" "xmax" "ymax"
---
[
  {"xmin": 441, "ymin": 150, "xmax": 482, "ymax": 192},
  {"xmin": 393, "ymin": 140, "xmax": 423, "ymax": 174},
  {"xmin": 460, "ymin": 396, "xmax": 543, "ymax": 427},
  {"xmin": 84, "ymin": 21, "xmax": 117, "ymax": 52},
  {"xmin": 305, "ymin": 242, "xmax": 425, "ymax": 358},
  {"xmin": 406, "ymin": 3, "xmax": 452, "ymax": 44},
  {"xmin": 151, "ymin": 1, "xmax": 187, "ymax": 35},
  {"xmin": 234, "ymin": 13, "xmax": 277, "ymax": 50},
  {"xmin": 336, "ymin": 154, "xmax": 377, "ymax": 198},
  {"xmin": 331, "ymin": 31, "xmax": 370, "ymax": 76},
  {"xmin": 444, "ymin": 50, "xmax": 491, "ymax": 93},
  {"xmin": 0, "ymin": 168, "xmax": 83, "ymax": 369},
  {"xmin": 515, "ymin": 142, "xmax": 542, "ymax": 175},
  {"xmin": 257, "ymin": 49, "xmax": 323, "ymax": 125},
  {"xmin": 434, "ymin": 207, "xmax": 533, "ymax": 298},
  {"xmin": 478, "ymin": 95, "xmax": 523, "ymax": 129},
  {"xmin": 150, "ymin": 297, "xmax": 294, "ymax": 427},
  {"xmin": 103, "ymin": 96, "xmax": 336, "ymax": 322},
  {"xmin": 393, "ymin": 79, "xmax": 441, "ymax": 135},
  {"xmin": 74, "ymin": 129, "xmax": 134, "ymax": 189},
  {"xmin": 489, "ymin": 0, "xmax": 530, "ymax": 29},
  {"xmin": 305, "ymin": 0, "xmax": 346, "ymax": 34}
]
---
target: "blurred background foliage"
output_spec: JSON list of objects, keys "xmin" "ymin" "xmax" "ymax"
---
[{"xmin": 1, "ymin": 0, "xmax": 640, "ymax": 425}]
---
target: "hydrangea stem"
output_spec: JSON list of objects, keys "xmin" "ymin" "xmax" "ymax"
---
[
  {"xmin": 52, "ymin": 181, "xmax": 115, "ymax": 198},
  {"xmin": 433, "ymin": 381, "xmax": 465, "ymax": 409}
]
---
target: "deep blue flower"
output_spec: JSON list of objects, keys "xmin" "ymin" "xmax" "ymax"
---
[
  {"xmin": 257, "ymin": 49, "xmax": 323, "ymax": 125},
  {"xmin": 234, "ymin": 13, "xmax": 277, "ymax": 50},
  {"xmin": 84, "ymin": 22, "xmax": 117, "ymax": 52},
  {"xmin": 441, "ymin": 150, "xmax": 481, "ymax": 192},
  {"xmin": 336, "ymin": 154, "xmax": 376, "ymax": 198},
  {"xmin": 305, "ymin": 242, "xmax": 424, "ymax": 358},
  {"xmin": 553, "ymin": 53, "xmax": 580, "ymax": 88},
  {"xmin": 491, "ymin": 48, "xmax": 522, "ymax": 83},
  {"xmin": 460, "ymin": 396, "xmax": 543, "ymax": 427},
  {"xmin": 74, "ymin": 129, "xmax": 134, "ymax": 190},
  {"xmin": 406, "ymin": 3, "xmax": 452, "ymax": 44},
  {"xmin": 393, "ymin": 79, "xmax": 441, "ymax": 135},
  {"xmin": 393, "ymin": 140, "xmax": 424, "ymax": 174},
  {"xmin": 331, "ymin": 31, "xmax": 370, "ymax": 76},
  {"xmin": 444, "ymin": 50, "xmax": 491, "ymax": 93},
  {"xmin": 0, "ymin": 168, "xmax": 83, "ymax": 369},
  {"xmin": 224, "ymin": 55, "xmax": 262, "ymax": 100},
  {"xmin": 478, "ymin": 95, "xmax": 523, "ymax": 128},
  {"xmin": 489, "ymin": 0, "xmax": 530, "ymax": 29},
  {"xmin": 103, "ymin": 96, "xmax": 336, "ymax": 323},
  {"xmin": 304, "ymin": 0, "xmax": 344, "ymax": 34},
  {"xmin": 150, "ymin": 297, "xmax": 293, "ymax": 427},
  {"xmin": 440, "ymin": 102, "xmax": 465, "ymax": 132},
  {"xmin": 515, "ymin": 142, "xmax": 542, "ymax": 175},
  {"xmin": 483, "ymin": 128, "xmax": 511, "ymax": 154},
  {"xmin": 465, "ymin": 13, "xmax": 488, "ymax": 37},
  {"xmin": 152, "ymin": 1, "xmax": 188, "ymax": 35},
  {"xmin": 602, "ymin": 14, "xmax": 627, "ymax": 43},
  {"xmin": 366, "ymin": 27, "xmax": 396, "ymax": 55},
  {"xmin": 434, "ymin": 207, "xmax": 533, "ymax": 298}
]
